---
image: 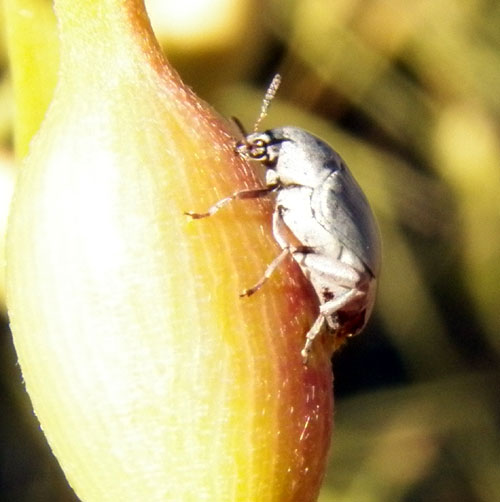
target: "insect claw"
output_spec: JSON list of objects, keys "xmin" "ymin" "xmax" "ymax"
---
[
  {"xmin": 184, "ymin": 211, "xmax": 208, "ymax": 219},
  {"xmin": 239, "ymin": 286, "xmax": 257, "ymax": 297},
  {"xmin": 301, "ymin": 347, "xmax": 310, "ymax": 365}
]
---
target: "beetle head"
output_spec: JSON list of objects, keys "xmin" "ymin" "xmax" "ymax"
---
[
  {"xmin": 235, "ymin": 132, "xmax": 282, "ymax": 165},
  {"xmin": 235, "ymin": 127, "xmax": 349, "ymax": 189}
]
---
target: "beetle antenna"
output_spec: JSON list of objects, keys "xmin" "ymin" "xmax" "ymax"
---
[
  {"xmin": 231, "ymin": 116, "xmax": 247, "ymax": 135},
  {"xmin": 253, "ymin": 73, "xmax": 281, "ymax": 132}
]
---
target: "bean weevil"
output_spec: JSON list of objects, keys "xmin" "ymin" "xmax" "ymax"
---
[{"xmin": 186, "ymin": 75, "xmax": 381, "ymax": 363}]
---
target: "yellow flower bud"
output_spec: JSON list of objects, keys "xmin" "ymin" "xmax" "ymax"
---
[{"xmin": 6, "ymin": 1, "xmax": 334, "ymax": 500}]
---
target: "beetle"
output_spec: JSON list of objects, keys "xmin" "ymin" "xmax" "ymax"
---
[{"xmin": 186, "ymin": 75, "xmax": 381, "ymax": 363}]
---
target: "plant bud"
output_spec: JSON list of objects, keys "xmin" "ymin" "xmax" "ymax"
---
[{"xmin": 6, "ymin": 1, "xmax": 334, "ymax": 500}]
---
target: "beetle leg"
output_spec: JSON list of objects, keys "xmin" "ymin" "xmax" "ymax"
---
[
  {"xmin": 240, "ymin": 246, "xmax": 291, "ymax": 297},
  {"xmin": 240, "ymin": 209, "xmax": 296, "ymax": 296},
  {"xmin": 301, "ymin": 314, "xmax": 326, "ymax": 363},
  {"xmin": 325, "ymin": 314, "xmax": 340, "ymax": 330},
  {"xmin": 301, "ymin": 288, "xmax": 360, "ymax": 363},
  {"xmin": 295, "ymin": 253, "xmax": 361, "ymax": 289},
  {"xmin": 271, "ymin": 205, "xmax": 292, "ymax": 249},
  {"xmin": 185, "ymin": 185, "xmax": 276, "ymax": 219},
  {"xmin": 319, "ymin": 288, "xmax": 360, "ymax": 317}
]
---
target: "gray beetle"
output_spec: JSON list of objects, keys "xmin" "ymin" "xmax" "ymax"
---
[{"xmin": 187, "ymin": 75, "xmax": 381, "ymax": 363}]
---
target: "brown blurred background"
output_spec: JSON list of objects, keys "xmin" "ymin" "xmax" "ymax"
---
[{"xmin": 1, "ymin": 0, "xmax": 500, "ymax": 500}]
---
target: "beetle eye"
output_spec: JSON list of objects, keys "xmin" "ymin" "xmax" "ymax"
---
[
  {"xmin": 235, "ymin": 133, "xmax": 275, "ymax": 163},
  {"xmin": 248, "ymin": 138, "xmax": 267, "ymax": 159}
]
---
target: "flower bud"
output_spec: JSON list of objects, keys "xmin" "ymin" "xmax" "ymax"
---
[{"xmin": 6, "ymin": 1, "xmax": 334, "ymax": 500}]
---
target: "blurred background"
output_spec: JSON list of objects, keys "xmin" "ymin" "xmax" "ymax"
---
[{"xmin": 1, "ymin": 0, "xmax": 500, "ymax": 500}]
